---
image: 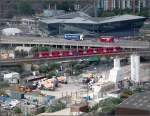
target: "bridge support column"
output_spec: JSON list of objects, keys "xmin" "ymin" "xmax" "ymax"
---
[
  {"xmin": 23, "ymin": 63, "xmax": 32, "ymax": 72},
  {"xmin": 109, "ymin": 57, "xmax": 124, "ymax": 84},
  {"xmin": 130, "ymin": 55, "xmax": 140, "ymax": 83},
  {"xmin": 63, "ymin": 45, "xmax": 65, "ymax": 50}
]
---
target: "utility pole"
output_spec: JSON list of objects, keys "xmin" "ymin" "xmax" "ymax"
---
[
  {"xmin": 132, "ymin": 0, "xmax": 136, "ymax": 14},
  {"xmin": 94, "ymin": 0, "xmax": 97, "ymax": 17}
]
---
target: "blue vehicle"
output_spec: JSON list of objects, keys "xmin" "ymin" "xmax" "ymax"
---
[{"xmin": 64, "ymin": 34, "xmax": 84, "ymax": 41}]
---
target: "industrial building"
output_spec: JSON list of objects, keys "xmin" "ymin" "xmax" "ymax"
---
[
  {"xmin": 39, "ymin": 11, "xmax": 146, "ymax": 37},
  {"xmin": 116, "ymin": 92, "xmax": 150, "ymax": 116}
]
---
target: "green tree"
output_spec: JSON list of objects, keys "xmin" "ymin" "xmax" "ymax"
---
[
  {"xmin": 39, "ymin": 65, "xmax": 48, "ymax": 74},
  {"xmin": 31, "ymin": 47, "xmax": 38, "ymax": 53},
  {"xmin": 0, "ymin": 89, "xmax": 7, "ymax": 96},
  {"xmin": 16, "ymin": 0, "xmax": 34, "ymax": 16},
  {"xmin": 39, "ymin": 46, "xmax": 49, "ymax": 52},
  {"xmin": 13, "ymin": 107, "xmax": 22, "ymax": 113},
  {"xmin": 31, "ymin": 46, "xmax": 49, "ymax": 53},
  {"xmin": 90, "ymin": 97, "xmax": 122, "ymax": 114},
  {"xmin": 0, "ymin": 81, "xmax": 9, "ymax": 89},
  {"xmin": 47, "ymin": 71, "xmax": 56, "ymax": 78},
  {"xmin": 57, "ymin": 1, "xmax": 75, "ymax": 11},
  {"xmin": 137, "ymin": 8, "xmax": 150, "ymax": 17},
  {"xmin": 99, "ymin": 11, "xmax": 116, "ymax": 17},
  {"xmin": 48, "ymin": 63, "xmax": 60, "ymax": 71},
  {"xmin": 15, "ymin": 50, "xmax": 28, "ymax": 58}
]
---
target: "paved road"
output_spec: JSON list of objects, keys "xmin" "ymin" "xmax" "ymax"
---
[{"xmin": 0, "ymin": 36, "xmax": 150, "ymax": 48}]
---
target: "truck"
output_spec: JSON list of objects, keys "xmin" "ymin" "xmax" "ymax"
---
[
  {"xmin": 64, "ymin": 34, "xmax": 84, "ymax": 41},
  {"xmin": 97, "ymin": 36, "xmax": 114, "ymax": 43}
]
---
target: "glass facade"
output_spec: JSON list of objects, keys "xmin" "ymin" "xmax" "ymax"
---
[{"xmin": 39, "ymin": 18, "xmax": 145, "ymax": 37}]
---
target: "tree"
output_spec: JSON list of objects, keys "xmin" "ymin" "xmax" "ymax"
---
[
  {"xmin": 137, "ymin": 8, "xmax": 150, "ymax": 17},
  {"xmin": 47, "ymin": 71, "xmax": 56, "ymax": 78},
  {"xmin": 16, "ymin": 0, "xmax": 34, "ymax": 16},
  {"xmin": 57, "ymin": 1, "xmax": 75, "ymax": 11},
  {"xmin": 48, "ymin": 63, "xmax": 60, "ymax": 71},
  {"xmin": 39, "ymin": 65, "xmax": 48, "ymax": 74},
  {"xmin": 31, "ymin": 46, "xmax": 49, "ymax": 53},
  {"xmin": 15, "ymin": 50, "xmax": 28, "ymax": 58},
  {"xmin": 31, "ymin": 47, "xmax": 38, "ymax": 53},
  {"xmin": 90, "ymin": 97, "xmax": 122, "ymax": 114},
  {"xmin": 0, "ymin": 81, "xmax": 9, "ymax": 89},
  {"xmin": 0, "ymin": 90, "xmax": 7, "ymax": 96},
  {"xmin": 13, "ymin": 107, "xmax": 22, "ymax": 113},
  {"xmin": 100, "ymin": 11, "xmax": 116, "ymax": 17}
]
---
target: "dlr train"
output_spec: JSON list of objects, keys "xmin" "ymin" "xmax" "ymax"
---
[{"xmin": 33, "ymin": 47, "xmax": 122, "ymax": 58}]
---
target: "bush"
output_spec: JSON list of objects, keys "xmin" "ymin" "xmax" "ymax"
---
[
  {"xmin": 13, "ymin": 107, "xmax": 22, "ymax": 113},
  {"xmin": 120, "ymin": 90, "xmax": 134, "ymax": 99},
  {"xmin": 46, "ymin": 101, "xmax": 65, "ymax": 113},
  {"xmin": 36, "ymin": 107, "xmax": 46, "ymax": 114},
  {"xmin": 0, "ymin": 81, "xmax": 9, "ymax": 88},
  {"xmin": 47, "ymin": 71, "xmax": 56, "ymax": 78},
  {"xmin": 0, "ymin": 90, "xmax": 7, "ymax": 96},
  {"xmin": 90, "ymin": 97, "xmax": 122, "ymax": 114},
  {"xmin": 48, "ymin": 63, "xmax": 60, "ymax": 71}
]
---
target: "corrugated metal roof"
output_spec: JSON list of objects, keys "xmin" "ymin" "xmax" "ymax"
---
[{"xmin": 118, "ymin": 92, "xmax": 150, "ymax": 111}]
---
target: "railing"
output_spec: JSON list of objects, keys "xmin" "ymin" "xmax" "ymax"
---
[{"xmin": 0, "ymin": 50, "xmax": 150, "ymax": 64}]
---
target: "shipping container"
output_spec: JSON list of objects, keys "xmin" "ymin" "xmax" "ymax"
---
[
  {"xmin": 24, "ymin": 93, "xmax": 55, "ymax": 105},
  {"xmin": 10, "ymin": 91, "xmax": 24, "ymax": 99},
  {"xmin": 0, "ymin": 96, "xmax": 11, "ymax": 102}
]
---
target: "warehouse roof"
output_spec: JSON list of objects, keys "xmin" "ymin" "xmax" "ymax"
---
[
  {"xmin": 117, "ymin": 92, "xmax": 150, "ymax": 111},
  {"xmin": 40, "ymin": 12, "xmax": 145, "ymax": 25},
  {"xmin": 98, "ymin": 14, "xmax": 145, "ymax": 24},
  {"xmin": 54, "ymin": 11, "xmax": 91, "ymax": 19}
]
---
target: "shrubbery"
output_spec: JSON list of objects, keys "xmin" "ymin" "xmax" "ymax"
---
[{"xmin": 13, "ymin": 107, "xmax": 22, "ymax": 113}]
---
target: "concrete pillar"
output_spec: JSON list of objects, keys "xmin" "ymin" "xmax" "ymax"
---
[
  {"xmin": 131, "ymin": 55, "xmax": 140, "ymax": 83},
  {"xmin": 114, "ymin": 58, "xmax": 120, "ymax": 69},
  {"xmin": 23, "ymin": 63, "xmax": 32, "ymax": 71},
  {"xmin": 109, "ymin": 58, "xmax": 124, "ymax": 83},
  {"xmin": 63, "ymin": 45, "xmax": 65, "ymax": 50}
]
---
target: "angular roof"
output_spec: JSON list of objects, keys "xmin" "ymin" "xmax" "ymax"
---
[
  {"xmin": 98, "ymin": 14, "xmax": 145, "ymax": 24},
  {"xmin": 117, "ymin": 92, "xmax": 150, "ymax": 111},
  {"xmin": 54, "ymin": 11, "xmax": 91, "ymax": 19},
  {"xmin": 40, "ymin": 12, "xmax": 146, "ymax": 25}
]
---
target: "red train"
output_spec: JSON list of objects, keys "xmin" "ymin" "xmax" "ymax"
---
[{"xmin": 33, "ymin": 47, "xmax": 122, "ymax": 58}]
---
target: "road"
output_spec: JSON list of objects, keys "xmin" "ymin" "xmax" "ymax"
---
[{"xmin": 0, "ymin": 36, "xmax": 150, "ymax": 48}]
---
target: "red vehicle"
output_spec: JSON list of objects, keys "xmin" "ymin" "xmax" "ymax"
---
[
  {"xmin": 33, "ymin": 52, "xmax": 49, "ymax": 58},
  {"xmin": 95, "ymin": 47, "xmax": 104, "ymax": 54},
  {"xmin": 106, "ymin": 47, "xmax": 114, "ymax": 53},
  {"xmin": 62, "ymin": 50, "xmax": 74, "ymax": 56},
  {"xmin": 97, "ymin": 36, "xmax": 114, "ymax": 43},
  {"xmin": 86, "ymin": 48, "xmax": 94, "ymax": 55},
  {"xmin": 32, "ymin": 46, "xmax": 122, "ymax": 59},
  {"xmin": 78, "ymin": 49, "xmax": 84, "ymax": 55},
  {"xmin": 114, "ymin": 47, "xmax": 122, "ymax": 52},
  {"xmin": 50, "ymin": 51, "xmax": 61, "ymax": 57}
]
